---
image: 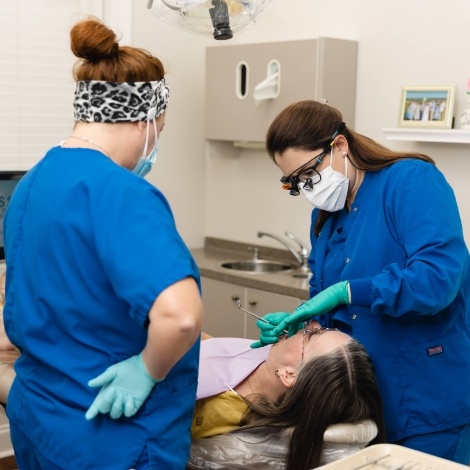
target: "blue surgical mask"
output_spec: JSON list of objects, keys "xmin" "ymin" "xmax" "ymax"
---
[{"xmin": 133, "ymin": 114, "xmax": 158, "ymax": 177}]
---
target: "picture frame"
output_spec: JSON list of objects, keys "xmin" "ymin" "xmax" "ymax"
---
[{"xmin": 398, "ymin": 86, "xmax": 455, "ymax": 129}]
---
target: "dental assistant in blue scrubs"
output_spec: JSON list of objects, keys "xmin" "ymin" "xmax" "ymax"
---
[
  {"xmin": 254, "ymin": 100, "xmax": 470, "ymax": 465},
  {"xmin": 2, "ymin": 18, "xmax": 203, "ymax": 470}
]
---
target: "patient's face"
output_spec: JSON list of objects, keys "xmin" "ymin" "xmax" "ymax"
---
[{"xmin": 267, "ymin": 320, "xmax": 351, "ymax": 369}]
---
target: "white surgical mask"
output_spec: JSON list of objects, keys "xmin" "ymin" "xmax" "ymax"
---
[
  {"xmin": 300, "ymin": 148, "xmax": 349, "ymax": 212},
  {"xmin": 133, "ymin": 113, "xmax": 158, "ymax": 178}
]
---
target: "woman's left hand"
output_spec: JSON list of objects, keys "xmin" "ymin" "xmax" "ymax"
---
[
  {"xmin": 271, "ymin": 281, "xmax": 350, "ymax": 336},
  {"xmin": 85, "ymin": 353, "xmax": 162, "ymax": 420}
]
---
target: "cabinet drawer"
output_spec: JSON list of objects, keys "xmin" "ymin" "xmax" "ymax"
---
[
  {"xmin": 201, "ymin": 278, "xmax": 301, "ymax": 339},
  {"xmin": 244, "ymin": 288, "xmax": 300, "ymax": 340}
]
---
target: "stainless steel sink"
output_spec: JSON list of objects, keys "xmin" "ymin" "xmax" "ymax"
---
[{"xmin": 219, "ymin": 259, "xmax": 294, "ymax": 273}]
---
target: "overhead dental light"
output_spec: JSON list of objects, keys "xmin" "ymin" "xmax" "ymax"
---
[{"xmin": 146, "ymin": 0, "xmax": 277, "ymax": 40}]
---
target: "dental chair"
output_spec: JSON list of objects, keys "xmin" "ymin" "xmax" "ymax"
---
[
  {"xmin": 187, "ymin": 420, "xmax": 378, "ymax": 469},
  {"xmin": 0, "ymin": 269, "xmax": 378, "ymax": 469},
  {"xmin": 0, "ymin": 348, "xmax": 378, "ymax": 470}
]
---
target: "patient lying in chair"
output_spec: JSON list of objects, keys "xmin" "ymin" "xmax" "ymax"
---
[
  {"xmin": 189, "ymin": 325, "xmax": 386, "ymax": 470},
  {"xmin": 0, "ymin": 266, "xmax": 384, "ymax": 470}
]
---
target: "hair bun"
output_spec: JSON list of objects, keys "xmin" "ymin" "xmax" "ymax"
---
[{"xmin": 70, "ymin": 17, "xmax": 119, "ymax": 62}]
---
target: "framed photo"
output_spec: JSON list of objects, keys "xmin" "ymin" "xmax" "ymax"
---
[{"xmin": 398, "ymin": 86, "xmax": 455, "ymax": 129}]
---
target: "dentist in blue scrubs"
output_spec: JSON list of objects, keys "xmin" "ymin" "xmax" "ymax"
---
[
  {"xmin": 3, "ymin": 17, "xmax": 202, "ymax": 470},
  {"xmin": 254, "ymin": 100, "xmax": 470, "ymax": 465}
]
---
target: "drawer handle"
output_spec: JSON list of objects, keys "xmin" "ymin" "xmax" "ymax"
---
[
  {"xmin": 248, "ymin": 300, "xmax": 257, "ymax": 306},
  {"xmin": 231, "ymin": 295, "xmax": 240, "ymax": 302}
]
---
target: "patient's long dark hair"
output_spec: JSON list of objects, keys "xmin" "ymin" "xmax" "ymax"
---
[{"xmin": 241, "ymin": 340, "xmax": 386, "ymax": 470}]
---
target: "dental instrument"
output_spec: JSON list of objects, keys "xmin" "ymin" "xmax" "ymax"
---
[{"xmin": 236, "ymin": 300, "xmax": 289, "ymax": 335}]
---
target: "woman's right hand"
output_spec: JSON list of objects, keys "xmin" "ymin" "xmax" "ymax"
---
[{"xmin": 271, "ymin": 281, "xmax": 349, "ymax": 337}]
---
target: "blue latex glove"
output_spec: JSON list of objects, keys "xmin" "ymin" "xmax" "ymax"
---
[
  {"xmin": 85, "ymin": 353, "xmax": 162, "ymax": 420},
  {"xmin": 271, "ymin": 281, "xmax": 350, "ymax": 337},
  {"xmin": 250, "ymin": 312, "xmax": 302, "ymax": 349}
]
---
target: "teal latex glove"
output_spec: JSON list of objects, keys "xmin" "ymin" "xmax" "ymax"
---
[
  {"xmin": 85, "ymin": 353, "xmax": 162, "ymax": 420},
  {"xmin": 271, "ymin": 281, "xmax": 350, "ymax": 337},
  {"xmin": 250, "ymin": 312, "xmax": 302, "ymax": 349}
]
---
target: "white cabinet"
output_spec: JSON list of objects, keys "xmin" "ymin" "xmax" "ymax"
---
[
  {"xmin": 0, "ymin": 407, "xmax": 13, "ymax": 458},
  {"xmin": 201, "ymin": 278, "xmax": 301, "ymax": 339},
  {"xmin": 244, "ymin": 285, "xmax": 302, "ymax": 340},
  {"xmin": 204, "ymin": 38, "xmax": 358, "ymax": 143}
]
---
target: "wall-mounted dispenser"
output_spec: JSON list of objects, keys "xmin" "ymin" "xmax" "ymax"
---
[
  {"xmin": 205, "ymin": 37, "xmax": 358, "ymax": 143},
  {"xmin": 253, "ymin": 59, "xmax": 280, "ymax": 106},
  {"xmin": 235, "ymin": 61, "xmax": 249, "ymax": 100}
]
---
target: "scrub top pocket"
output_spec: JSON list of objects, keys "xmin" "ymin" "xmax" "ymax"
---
[{"xmin": 392, "ymin": 330, "xmax": 470, "ymax": 436}]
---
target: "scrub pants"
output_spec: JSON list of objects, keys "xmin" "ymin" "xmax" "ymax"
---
[
  {"xmin": 10, "ymin": 422, "xmax": 150, "ymax": 470},
  {"xmin": 395, "ymin": 424, "xmax": 470, "ymax": 465}
]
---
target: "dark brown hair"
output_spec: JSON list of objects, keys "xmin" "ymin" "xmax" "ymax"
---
[
  {"xmin": 241, "ymin": 340, "xmax": 387, "ymax": 470},
  {"xmin": 70, "ymin": 17, "xmax": 165, "ymax": 82},
  {"xmin": 266, "ymin": 100, "xmax": 435, "ymax": 235}
]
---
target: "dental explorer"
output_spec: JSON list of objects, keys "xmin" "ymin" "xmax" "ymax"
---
[{"xmin": 236, "ymin": 300, "xmax": 289, "ymax": 335}]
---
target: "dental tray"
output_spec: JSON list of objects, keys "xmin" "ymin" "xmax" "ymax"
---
[{"xmin": 317, "ymin": 444, "xmax": 468, "ymax": 470}]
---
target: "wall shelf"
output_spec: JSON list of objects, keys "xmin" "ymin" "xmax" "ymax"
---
[{"xmin": 383, "ymin": 128, "xmax": 470, "ymax": 144}]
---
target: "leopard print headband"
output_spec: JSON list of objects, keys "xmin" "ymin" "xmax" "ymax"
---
[{"xmin": 73, "ymin": 79, "xmax": 169, "ymax": 123}]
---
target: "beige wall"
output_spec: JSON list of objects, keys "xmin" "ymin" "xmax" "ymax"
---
[{"xmin": 132, "ymin": 0, "xmax": 470, "ymax": 251}]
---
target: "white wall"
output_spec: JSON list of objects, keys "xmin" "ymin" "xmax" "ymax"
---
[
  {"xmin": 132, "ymin": 0, "xmax": 470, "ymax": 251},
  {"xmin": 132, "ymin": 5, "xmax": 212, "ymax": 249}
]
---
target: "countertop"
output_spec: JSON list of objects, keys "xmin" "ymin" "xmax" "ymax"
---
[{"xmin": 191, "ymin": 237, "xmax": 310, "ymax": 300}]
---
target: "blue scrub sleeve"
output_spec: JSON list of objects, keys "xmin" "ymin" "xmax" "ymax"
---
[
  {"xmin": 91, "ymin": 176, "xmax": 199, "ymax": 326},
  {"xmin": 350, "ymin": 161, "xmax": 467, "ymax": 316}
]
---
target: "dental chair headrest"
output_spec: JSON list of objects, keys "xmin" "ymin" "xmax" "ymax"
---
[
  {"xmin": 324, "ymin": 420, "xmax": 378, "ymax": 444},
  {"xmin": 187, "ymin": 420, "xmax": 379, "ymax": 469}
]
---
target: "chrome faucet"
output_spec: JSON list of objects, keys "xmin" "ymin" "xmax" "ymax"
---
[{"xmin": 257, "ymin": 231, "xmax": 309, "ymax": 271}]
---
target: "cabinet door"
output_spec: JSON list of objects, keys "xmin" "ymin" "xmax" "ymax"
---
[
  {"xmin": 0, "ymin": 407, "xmax": 13, "ymax": 457},
  {"xmin": 245, "ymin": 288, "xmax": 301, "ymax": 341},
  {"xmin": 201, "ymin": 278, "xmax": 245, "ymax": 338},
  {"xmin": 205, "ymin": 38, "xmax": 357, "ymax": 142}
]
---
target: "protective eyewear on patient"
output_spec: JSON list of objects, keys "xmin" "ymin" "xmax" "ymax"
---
[
  {"xmin": 281, "ymin": 150, "xmax": 327, "ymax": 196},
  {"xmin": 300, "ymin": 327, "xmax": 339, "ymax": 367}
]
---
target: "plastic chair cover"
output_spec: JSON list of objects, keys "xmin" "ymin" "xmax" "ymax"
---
[{"xmin": 187, "ymin": 420, "xmax": 378, "ymax": 469}]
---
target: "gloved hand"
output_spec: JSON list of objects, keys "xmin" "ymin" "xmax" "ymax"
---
[
  {"xmin": 271, "ymin": 281, "xmax": 350, "ymax": 337},
  {"xmin": 85, "ymin": 353, "xmax": 162, "ymax": 420},
  {"xmin": 250, "ymin": 312, "xmax": 302, "ymax": 349}
]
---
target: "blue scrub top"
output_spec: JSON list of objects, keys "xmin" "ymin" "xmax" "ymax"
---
[
  {"xmin": 309, "ymin": 159, "xmax": 470, "ymax": 442},
  {"xmin": 3, "ymin": 147, "xmax": 201, "ymax": 469}
]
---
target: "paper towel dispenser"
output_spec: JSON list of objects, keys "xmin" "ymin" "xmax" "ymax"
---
[
  {"xmin": 253, "ymin": 60, "xmax": 281, "ymax": 106},
  {"xmin": 204, "ymin": 37, "xmax": 357, "ymax": 143},
  {"xmin": 235, "ymin": 61, "xmax": 249, "ymax": 99}
]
